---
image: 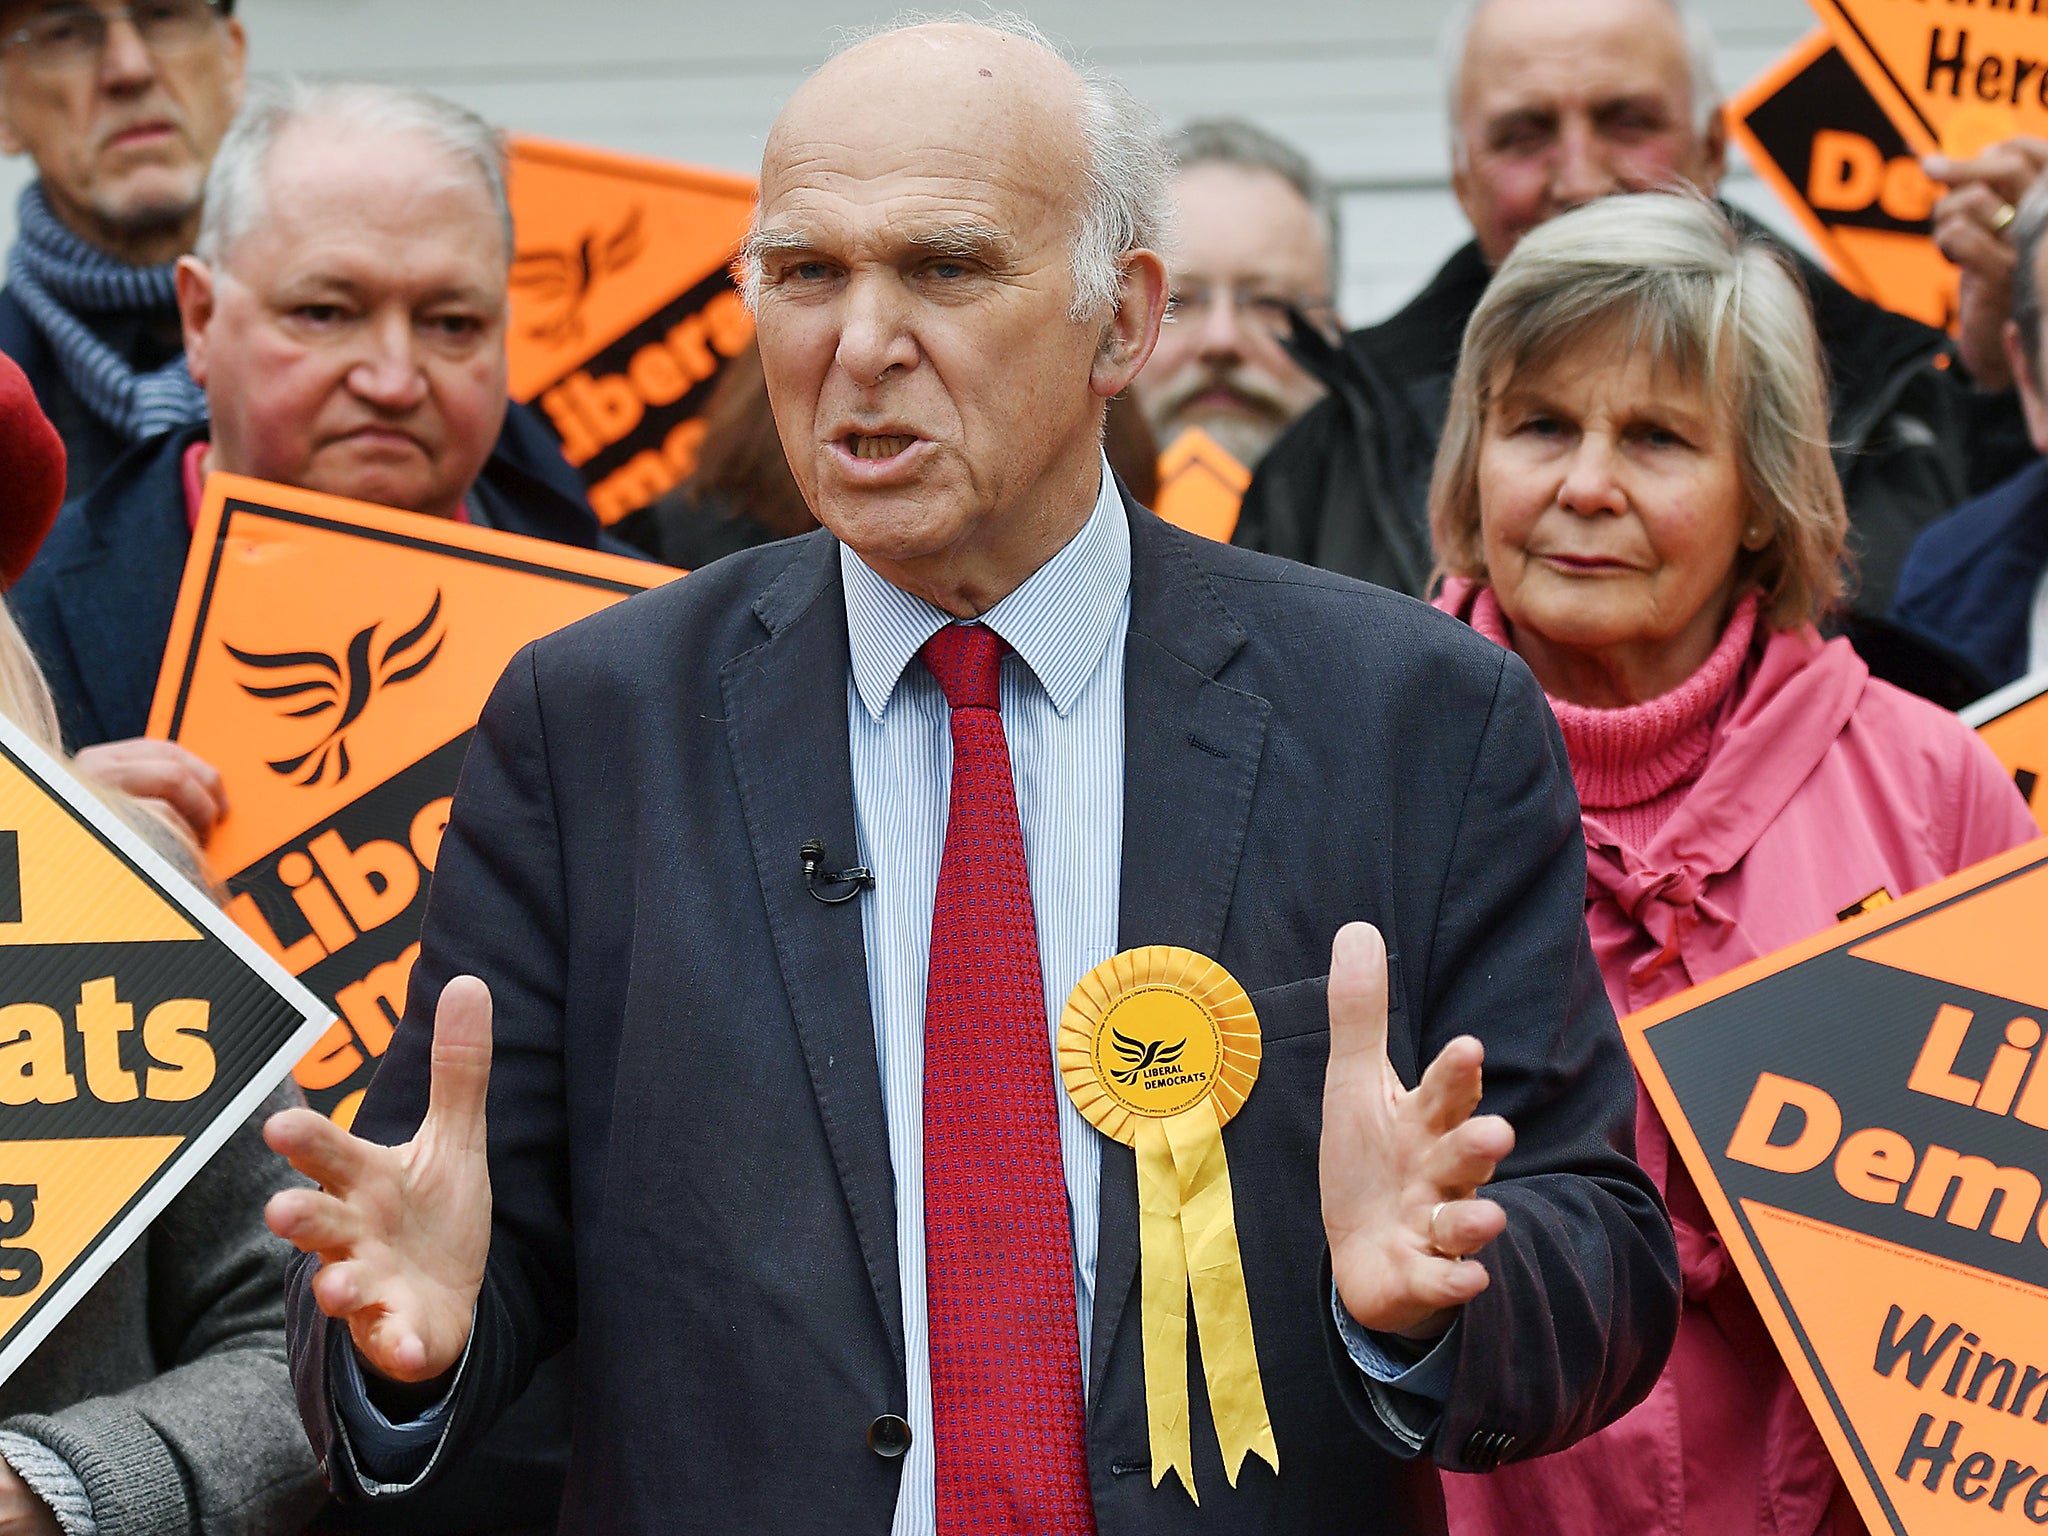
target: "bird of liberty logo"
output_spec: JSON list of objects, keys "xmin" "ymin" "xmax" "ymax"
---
[
  {"xmin": 1110, "ymin": 1028, "xmax": 1188, "ymax": 1085},
  {"xmin": 224, "ymin": 592, "xmax": 447, "ymax": 788},
  {"xmin": 511, "ymin": 205, "xmax": 647, "ymax": 348}
]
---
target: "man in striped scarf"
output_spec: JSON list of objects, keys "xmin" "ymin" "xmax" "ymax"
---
[{"xmin": 0, "ymin": 0, "xmax": 245, "ymax": 503}]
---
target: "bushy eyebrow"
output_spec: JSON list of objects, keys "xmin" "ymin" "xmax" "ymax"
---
[
  {"xmin": 904, "ymin": 224, "xmax": 1013, "ymax": 263},
  {"xmin": 741, "ymin": 222, "xmax": 1014, "ymax": 269},
  {"xmin": 741, "ymin": 226, "xmax": 813, "ymax": 269}
]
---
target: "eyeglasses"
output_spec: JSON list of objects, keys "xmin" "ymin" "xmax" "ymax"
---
[
  {"xmin": 1168, "ymin": 281, "xmax": 1334, "ymax": 342},
  {"xmin": 0, "ymin": 1, "xmax": 225, "ymax": 75}
]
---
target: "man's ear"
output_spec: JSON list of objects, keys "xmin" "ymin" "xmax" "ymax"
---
[
  {"xmin": 220, "ymin": 17, "xmax": 248, "ymax": 109},
  {"xmin": 1090, "ymin": 247, "xmax": 1169, "ymax": 400},
  {"xmin": 1694, "ymin": 105, "xmax": 1730, "ymax": 195},
  {"xmin": 0, "ymin": 88, "xmax": 22, "ymax": 159},
  {"xmin": 174, "ymin": 256, "xmax": 216, "ymax": 387}
]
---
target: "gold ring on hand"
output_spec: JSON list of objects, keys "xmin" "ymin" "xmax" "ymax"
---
[{"xmin": 1994, "ymin": 201, "xmax": 2019, "ymax": 233}]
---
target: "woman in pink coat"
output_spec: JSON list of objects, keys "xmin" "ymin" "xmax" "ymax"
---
[{"xmin": 1429, "ymin": 192, "xmax": 2039, "ymax": 1536}]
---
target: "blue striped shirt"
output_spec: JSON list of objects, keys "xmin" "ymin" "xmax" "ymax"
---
[{"xmin": 842, "ymin": 461, "xmax": 1127, "ymax": 1536}]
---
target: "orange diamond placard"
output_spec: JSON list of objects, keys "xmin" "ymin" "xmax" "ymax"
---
[
  {"xmin": 1965, "ymin": 677, "xmax": 2048, "ymax": 834},
  {"xmin": 147, "ymin": 475, "xmax": 677, "ymax": 1127},
  {"xmin": 1731, "ymin": 29, "xmax": 1959, "ymax": 330},
  {"xmin": 0, "ymin": 713, "xmax": 328, "ymax": 1387},
  {"xmin": 1812, "ymin": 0, "xmax": 2048, "ymax": 158},
  {"xmin": 1626, "ymin": 840, "xmax": 2048, "ymax": 1533},
  {"xmin": 506, "ymin": 136, "xmax": 758, "ymax": 526}
]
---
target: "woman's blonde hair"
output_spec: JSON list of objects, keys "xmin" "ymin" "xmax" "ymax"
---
[
  {"xmin": 1429, "ymin": 191, "xmax": 1848, "ymax": 630},
  {"xmin": 0, "ymin": 604, "xmax": 207, "ymax": 885}
]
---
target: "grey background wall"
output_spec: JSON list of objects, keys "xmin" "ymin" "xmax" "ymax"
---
[{"xmin": 0, "ymin": 0, "xmax": 1824, "ymax": 324}]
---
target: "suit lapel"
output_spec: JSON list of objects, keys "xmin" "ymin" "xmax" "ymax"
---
[
  {"xmin": 722, "ymin": 535, "xmax": 905, "ymax": 1373},
  {"xmin": 1091, "ymin": 499, "xmax": 1272, "ymax": 1399}
]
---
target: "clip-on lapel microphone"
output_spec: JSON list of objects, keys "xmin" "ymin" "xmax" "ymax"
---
[{"xmin": 801, "ymin": 839, "xmax": 875, "ymax": 905}]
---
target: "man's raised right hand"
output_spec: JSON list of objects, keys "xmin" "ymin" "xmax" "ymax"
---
[{"xmin": 264, "ymin": 975, "xmax": 495, "ymax": 1384}]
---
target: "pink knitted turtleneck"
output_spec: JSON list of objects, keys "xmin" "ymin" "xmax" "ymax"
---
[{"xmin": 1468, "ymin": 588, "xmax": 1761, "ymax": 849}]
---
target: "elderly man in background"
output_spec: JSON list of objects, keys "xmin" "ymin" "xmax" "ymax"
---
[
  {"xmin": 10, "ymin": 79, "xmax": 609, "ymax": 835},
  {"xmin": 9, "ymin": 83, "xmax": 592, "ymax": 1533},
  {"xmin": 0, "ymin": 0, "xmax": 243, "ymax": 501},
  {"xmin": 1129, "ymin": 119, "xmax": 1336, "ymax": 471},
  {"xmin": 268, "ymin": 17, "xmax": 1676, "ymax": 1535},
  {"xmin": 1236, "ymin": 0, "xmax": 2032, "ymax": 676}
]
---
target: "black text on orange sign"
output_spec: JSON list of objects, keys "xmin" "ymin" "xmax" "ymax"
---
[
  {"xmin": 226, "ymin": 732, "xmax": 466, "ymax": 1114},
  {"xmin": 1727, "ymin": 1001, "xmax": 2048, "ymax": 1247},
  {"xmin": 535, "ymin": 284, "xmax": 753, "ymax": 524},
  {"xmin": 1924, "ymin": 29, "xmax": 2048, "ymax": 114}
]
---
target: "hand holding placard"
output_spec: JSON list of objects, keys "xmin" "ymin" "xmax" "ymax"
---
[
  {"xmin": 1320, "ymin": 923, "xmax": 1515, "ymax": 1340},
  {"xmin": 263, "ymin": 975, "xmax": 494, "ymax": 1383},
  {"xmin": 1925, "ymin": 136, "xmax": 2048, "ymax": 390},
  {"xmin": 72, "ymin": 739, "xmax": 229, "ymax": 842}
]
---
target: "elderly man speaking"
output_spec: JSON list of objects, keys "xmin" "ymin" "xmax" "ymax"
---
[{"xmin": 269, "ymin": 20, "xmax": 1678, "ymax": 1534}]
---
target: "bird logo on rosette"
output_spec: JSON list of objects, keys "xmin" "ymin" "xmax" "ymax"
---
[
  {"xmin": 511, "ymin": 204, "xmax": 647, "ymax": 348},
  {"xmin": 1110, "ymin": 1028, "xmax": 1188, "ymax": 1085},
  {"xmin": 224, "ymin": 591, "xmax": 447, "ymax": 788}
]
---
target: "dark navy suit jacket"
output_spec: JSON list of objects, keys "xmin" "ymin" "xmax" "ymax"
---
[
  {"xmin": 287, "ymin": 498, "xmax": 1680, "ymax": 1534},
  {"xmin": 8, "ymin": 410, "xmax": 614, "ymax": 751},
  {"xmin": 1891, "ymin": 456, "xmax": 2048, "ymax": 694}
]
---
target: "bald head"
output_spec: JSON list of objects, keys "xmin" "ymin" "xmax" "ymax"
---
[
  {"xmin": 1450, "ymin": 0, "xmax": 1725, "ymax": 264},
  {"xmin": 776, "ymin": 21, "xmax": 1091, "ymax": 179},
  {"xmin": 753, "ymin": 20, "xmax": 1170, "ymax": 319},
  {"xmin": 744, "ymin": 18, "xmax": 1173, "ymax": 617}
]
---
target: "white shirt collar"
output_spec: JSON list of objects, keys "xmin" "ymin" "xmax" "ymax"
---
[{"xmin": 840, "ymin": 455, "xmax": 1131, "ymax": 722}]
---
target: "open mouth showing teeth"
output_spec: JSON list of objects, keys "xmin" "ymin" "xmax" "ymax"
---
[{"xmin": 849, "ymin": 434, "xmax": 916, "ymax": 460}]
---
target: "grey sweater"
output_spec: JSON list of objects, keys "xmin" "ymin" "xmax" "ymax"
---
[{"xmin": 0, "ymin": 1082, "xmax": 324, "ymax": 1536}]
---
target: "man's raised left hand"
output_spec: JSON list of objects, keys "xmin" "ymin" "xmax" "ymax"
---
[{"xmin": 1320, "ymin": 922, "xmax": 1514, "ymax": 1341}]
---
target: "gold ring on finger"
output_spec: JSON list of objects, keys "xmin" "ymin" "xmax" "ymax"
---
[
  {"xmin": 1428, "ymin": 1200, "xmax": 1451, "ymax": 1257},
  {"xmin": 1994, "ymin": 201, "xmax": 2019, "ymax": 233}
]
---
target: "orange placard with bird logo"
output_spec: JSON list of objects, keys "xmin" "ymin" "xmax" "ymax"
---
[
  {"xmin": 147, "ymin": 474, "xmax": 677, "ymax": 1126},
  {"xmin": 505, "ymin": 136, "xmax": 759, "ymax": 529}
]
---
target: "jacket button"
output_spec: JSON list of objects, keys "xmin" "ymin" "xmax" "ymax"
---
[{"xmin": 868, "ymin": 1414, "xmax": 913, "ymax": 1459}]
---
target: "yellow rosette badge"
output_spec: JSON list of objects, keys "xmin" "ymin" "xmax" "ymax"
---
[{"xmin": 1059, "ymin": 946, "xmax": 1278, "ymax": 1502}]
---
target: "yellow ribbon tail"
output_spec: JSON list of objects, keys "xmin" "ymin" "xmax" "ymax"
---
[
  {"xmin": 1135, "ymin": 1119, "xmax": 1197, "ymax": 1504},
  {"xmin": 1163, "ymin": 1106, "xmax": 1279, "ymax": 1486}
]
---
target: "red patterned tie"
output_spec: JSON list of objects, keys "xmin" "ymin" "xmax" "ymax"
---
[{"xmin": 920, "ymin": 623, "xmax": 1096, "ymax": 1536}]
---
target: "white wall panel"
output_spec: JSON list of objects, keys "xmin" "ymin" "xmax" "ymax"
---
[{"xmin": 0, "ymin": 1, "xmax": 1823, "ymax": 322}]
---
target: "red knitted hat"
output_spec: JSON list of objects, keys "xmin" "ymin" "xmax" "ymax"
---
[{"xmin": 0, "ymin": 352, "xmax": 64, "ymax": 588}]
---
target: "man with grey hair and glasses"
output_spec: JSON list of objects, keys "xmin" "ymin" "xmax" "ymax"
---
[
  {"xmin": 268, "ymin": 16, "xmax": 1677, "ymax": 1535},
  {"xmin": 0, "ymin": 0, "xmax": 242, "ymax": 502},
  {"xmin": 1130, "ymin": 118, "xmax": 1338, "ymax": 471},
  {"xmin": 1239, "ymin": 0, "xmax": 2033, "ymax": 702}
]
